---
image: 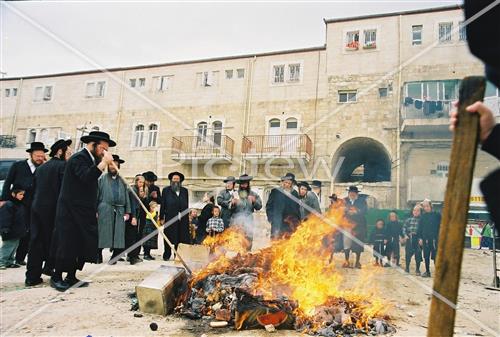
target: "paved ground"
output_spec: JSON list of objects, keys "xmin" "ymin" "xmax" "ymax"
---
[{"xmin": 1, "ymin": 222, "xmax": 499, "ymax": 337}]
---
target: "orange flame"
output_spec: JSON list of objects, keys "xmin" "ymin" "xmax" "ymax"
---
[{"xmin": 191, "ymin": 206, "xmax": 388, "ymax": 328}]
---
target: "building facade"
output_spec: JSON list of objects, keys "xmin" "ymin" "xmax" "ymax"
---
[{"xmin": 1, "ymin": 5, "xmax": 499, "ymax": 209}]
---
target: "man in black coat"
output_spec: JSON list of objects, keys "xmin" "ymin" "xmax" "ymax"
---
[
  {"xmin": 50, "ymin": 131, "xmax": 115, "ymax": 291},
  {"xmin": 143, "ymin": 171, "xmax": 161, "ymax": 203},
  {"xmin": 266, "ymin": 173, "xmax": 301, "ymax": 239},
  {"xmin": 1, "ymin": 142, "xmax": 48, "ymax": 265},
  {"xmin": 25, "ymin": 139, "xmax": 72, "ymax": 286},
  {"xmin": 343, "ymin": 186, "xmax": 368, "ymax": 269},
  {"xmin": 417, "ymin": 199, "xmax": 441, "ymax": 278},
  {"xmin": 160, "ymin": 171, "xmax": 190, "ymax": 261}
]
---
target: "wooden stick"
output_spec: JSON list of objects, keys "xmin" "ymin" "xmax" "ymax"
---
[
  {"xmin": 107, "ymin": 160, "xmax": 192, "ymax": 275},
  {"xmin": 427, "ymin": 76, "xmax": 485, "ymax": 337}
]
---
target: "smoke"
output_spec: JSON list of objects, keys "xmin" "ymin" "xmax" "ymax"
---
[{"xmin": 230, "ymin": 212, "xmax": 259, "ymax": 243}]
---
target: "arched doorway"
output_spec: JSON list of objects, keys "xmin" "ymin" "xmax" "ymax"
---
[{"xmin": 332, "ymin": 137, "xmax": 391, "ymax": 183}]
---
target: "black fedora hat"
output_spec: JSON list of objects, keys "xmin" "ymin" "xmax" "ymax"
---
[
  {"xmin": 26, "ymin": 142, "xmax": 48, "ymax": 153},
  {"xmin": 236, "ymin": 174, "xmax": 253, "ymax": 184},
  {"xmin": 281, "ymin": 173, "xmax": 295, "ymax": 181},
  {"xmin": 347, "ymin": 185, "xmax": 360, "ymax": 193},
  {"xmin": 142, "ymin": 171, "xmax": 158, "ymax": 182},
  {"xmin": 168, "ymin": 171, "xmax": 185, "ymax": 182},
  {"xmin": 311, "ymin": 180, "xmax": 322, "ymax": 188},
  {"xmin": 49, "ymin": 139, "xmax": 72, "ymax": 157},
  {"xmin": 80, "ymin": 131, "xmax": 116, "ymax": 147},
  {"xmin": 223, "ymin": 176, "xmax": 236, "ymax": 183},
  {"xmin": 112, "ymin": 154, "xmax": 125, "ymax": 164},
  {"xmin": 297, "ymin": 181, "xmax": 311, "ymax": 191}
]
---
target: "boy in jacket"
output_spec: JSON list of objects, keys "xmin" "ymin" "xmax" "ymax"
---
[{"xmin": 0, "ymin": 185, "xmax": 27, "ymax": 269}]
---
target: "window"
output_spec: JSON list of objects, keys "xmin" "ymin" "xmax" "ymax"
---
[
  {"xmin": 5, "ymin": 89, "xmax": 10, "ymax": 97},
  {"xmin": 138, "ymin": 78, "xmax": 146, "ymax": 87},
  {"xmin": 198, "ymin": 71, "xmax": 217, "ymax": 87},
  {"xmin": 39, "ymin": 129, "xmax": 49, "ymax": 144},
  {"xmin": 212, "ymin": 121, "xmax": 222, "ymax": 147},
  {"xmin": 436, "ymin": 162, "xmax": 449, "ymax": 177},
  {"xmin": 273, "ymin": 65, "xmax": 285, "ymax": 83},
  {"xmin": 27, "ymin": 129, "xmax": 37, "ymax": 144},
  {"xmin": 148, "ymin": 124, "xmax": 158, "ymax": 147},
  {"xmin": 379, "ymin": 87, "xmax": 388, "ymax": 98},
  {"xmin": 412, "ymin": 25, "xmax": 423, "ymax": 45},
  {"xmin": 85, "ymin": 81, "xmax": 106, "ymax": 98},
  {"xmin": 459, "ymin": 21, "xmax": 466, "ymax": 41},
  {"xmin": 438, "ymin": 22, "xmax": 453, "ymax": 43},
  {"xmin": 196, "ymin": 122, "xmax": 208, "ymax": 144},
  {"xmin": 33, "ymin": 85, "xmax": 53, "ymax": 102},
  {"xmin": 288, "ymin": 64, "xmax": 301, "ymax": 82},
  {"xmin": 346, "ymin": 31, "xmax": 359, "ymax": 50},
  {"xmin": 286, "ymin": 118, "xmax": 298, "ymax": 130},
  {"xmin": 155, "ymin": 76, "xmax": 171, "ymax": 92},
  {"xmin": 338, "ymin": 90, "xmax": 357, "ymax": 103},
  {"xmin": 129, "ymin": 78, "xmax": 136, "ymax": 88},
  {"xmin": 225, "ymin": 70, "xmax": 233, "ymax": 79},
  {"xmin": 405, "ymin": 80, "xmax": 459, "ymax": 101},
  {"xmin": 12, "ymin": 88, "xmax": 17, "ymax": 96},
  {"xmin": 268, "ymin": 119, "xmax": 281, "ymax": 135},
  {"xmin": 134, "ymin": 124, "xmax": 145, "ymax": 147},
  {"xmin": 485, "ymin": 81, "xmax": 499, "ymax": 98},
  {"xmin": 236, "ymin": 68, "xmax": 245, "ymax": 79},
  {"xmin": 363, "ymin": 29, "xmax": 377, "ymax": 49}
]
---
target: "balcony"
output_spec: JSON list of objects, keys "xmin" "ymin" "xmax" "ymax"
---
[
  {"xmin": 0, "ymin": 135, "xmax": 16, "ymax": 148},
  {"xmin": 241, "ymin": 134, "xmax": 312, "ymax": 163},
  {"xmin": 401, "ymin": 100, "xmax": 452, "ymax": 135},
  {"xmin": 171, "ymin": 135, "xmax": 234, "ymax": 162}
]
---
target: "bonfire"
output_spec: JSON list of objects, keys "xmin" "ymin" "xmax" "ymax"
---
[{"xmin": 175, "ymin": 208, "xmax": 394, "ymax": 336}]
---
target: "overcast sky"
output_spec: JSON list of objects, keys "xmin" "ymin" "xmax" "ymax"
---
[{"xmin": 1, "ymin": 1, "xmax": 461, "ymax": 78}]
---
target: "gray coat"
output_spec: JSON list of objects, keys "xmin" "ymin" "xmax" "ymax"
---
[
  {"xmin": 299, "ymin": 191, "xmax": 321, "ymax": 220},
  {"xmin": 217, "ymin": 189, "xmax": 235, "ymax": 228},
  {"xmin": 232, "ymin": 189, "xmax": 262, "ymax": 217},
  {"xmin": 97, "ymin": 173, "xmax": 131, "ymax": 249}
]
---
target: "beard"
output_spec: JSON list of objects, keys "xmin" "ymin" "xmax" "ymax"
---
[{"xmin": 171, "ymin": 181, "xmax": 181, "ymax": 192}]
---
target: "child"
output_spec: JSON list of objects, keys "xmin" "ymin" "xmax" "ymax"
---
[
  {"xmin": 206, "ymin": 206, "xmax": 225, "ymax": 236},
  {"xmin": 0, "ymin": 185, "xmax": 27, "ymax": 269},
  {"xmin": 403, "ymin": 205, "xmax": 422, "ymax": 275},
  {"xmin": 370, "ymin": 219, "xmax": 386, "ymax": 266},
  {"xmin": 142, "ymin": 201, "xmax": 159, "ymax": 260},
  {"xmin": 417, "ymin": 199, "xmax": 441, "ymax": 278},
  {"xmin": 384, "ymin": 211, "xmax": 403, "ymax": 267}
]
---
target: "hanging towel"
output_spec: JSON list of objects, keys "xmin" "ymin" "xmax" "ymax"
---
[
  {"xmin": 414, "ymin": 100, "xmax": 423, "ymax": 110},
  {"xmin": 404, "ymin": 97, "xmax": 414, "ymax": 106},
  {"xmin": 436, "ymin": 101, "xmax": 443, "ymax": 111}
]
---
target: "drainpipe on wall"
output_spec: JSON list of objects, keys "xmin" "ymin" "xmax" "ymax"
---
[
  {"xmin": 396, "ymin": 15, "xmax": 403, "ymax": 209},
  {"xmin": 10, "ymin": 78, "xmax": 23, "ymax": 136},
  {"xmin": 240, "ymin": 55, "xmax": 256, "ymax": 175},
  {"xmin": 312, "ymin": 49, "xmax": 321, "ymax": 171},
  {"xmin": 114, "ymin": 71, "xmax": 126, "ymax": 152}
]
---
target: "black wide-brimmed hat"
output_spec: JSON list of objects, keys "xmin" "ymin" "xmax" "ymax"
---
[
  {"xmin": 297, "ymin": 181, "xmax": 311, "ymax": 191},
  {"xmin": 49, "ymin": 139, "xmax": 72, "ymax": 157},
  {"xmin": 112, "ymin": 154, "xmax": 125, "ymax": 164},
  {"xmin": 328, "ymin": 193, "xmax": 338, "ymax": 200},
  {"xmin": 223, "ymin": 176, "xmax": 236, "ymax": 183},
  {"xmin": 168, "ymin": 171, "xmax": 185, "ymax": 182},
  {"xmin": 142, "ymin": 171, "xmax": 158, "ymax": 182},
  {"xmin": 311, "ymin": 180, "xmax": 322, "ymax": 188},
  {"xmin": 26, "ymin": 142, "xmax": 48, "ymax": 153},
  {"xmin": 236, "ymin": 174, "xmax": 253, "ymax": 184},
  {"xmin": 80, "ymin": 131, "xmax": 116, "ymax": 147},
  {"xmin": 281, "ymin": 173, "xmax": 295, "ymax": 181},
  {"xmin": 347, "ymin": 185, "xmax": 360, "ymax": 193}
]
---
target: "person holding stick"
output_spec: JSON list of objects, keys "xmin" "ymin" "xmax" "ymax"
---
[{"xmin": 50, "ymin": 131, "xmax": 115, "ymax": 291}]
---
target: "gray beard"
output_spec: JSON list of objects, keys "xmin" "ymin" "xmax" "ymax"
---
[{"xmin": 171, "ymin": 182, "xmax": 180, "ymax": 192}]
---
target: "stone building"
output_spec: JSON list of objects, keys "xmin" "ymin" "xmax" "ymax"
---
[{"xmin": 1, "ymin": 5, "xmax": 499, "ymax": 209}]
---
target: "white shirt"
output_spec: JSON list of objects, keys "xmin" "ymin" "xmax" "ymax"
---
[{"xmin": 26, "ymin": 159, "xmax": 36, "ymax": 174}]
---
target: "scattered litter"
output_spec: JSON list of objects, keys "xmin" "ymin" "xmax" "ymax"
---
[
  {"xmin": 49, "ymin": 298, "xmax": 65, "ymax": 303},
  {"xmin": 46, "ymin": 325, "xmax": 53, "ymax": 329},
  {"xmin": 407, "ymin": 312, "xmax": 416, "ymax": 318},
  {"xmin": 374, "ymin": 320, "xmax": 386, "ymax": 334},
  {"xmin": 210, "ymin": 321, "xmax": 228, "ymax": 328},
  {"xmin": 133, "ymin": 313, "xmax": 143, "ymax": 318},
  {"xmin": 265, "ymin": 324, "xmax": 276, "ymax": 332},
  {"xmin": 473, "ymin": 309, "xmax": 481, "ymax": 313},
  {"xmin": 128, "ymin": 292, "xmax": 139, "ymax": 311},
  {"xmin": 211, "ymin": 302, "xmax": 222, "ymax": 311},
  {"xmin": 149, "ymin": 322, "xmax": 158, "ymax": 331}
]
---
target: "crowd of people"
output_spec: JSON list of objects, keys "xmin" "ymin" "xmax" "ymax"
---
[{"xmin": 0, "ymin": 100, "xmax": 497, "ymax": 291}]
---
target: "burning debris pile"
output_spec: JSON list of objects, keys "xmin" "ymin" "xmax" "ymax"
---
[{"xmin": 175, "ymin": 210, "xmax": 394, "ymax": 336}]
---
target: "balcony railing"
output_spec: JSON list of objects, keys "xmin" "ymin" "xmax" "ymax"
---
[
  {"xmin": 402, "ymin": 99, "xmax": 452, "ymax": 120},
  {"xmin": 0, "ymin": 135, "xmax": 16, "ymax": 148},
  {"xmin": 171, "ymin": 135, "xmax": 234, "ymax": 161},
  {"xmin": 241, "ymin": 134, "xmax": 312, "ymax": 160}
]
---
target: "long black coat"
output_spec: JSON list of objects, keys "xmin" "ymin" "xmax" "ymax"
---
[
  {"xmin": 343, "ymin": 196, "xmax": 368, "ymax": 253},
  {"xmin": 160, "ymin": 186, "xmax": 190, "ymax": 245},
  {"xmin": 30, "ymin": 157, "xmax": 66, "ymax": 260},
  {"xmin": 266, "ymin": 187, "xmax": 300, "ymax": 238},
  {"xmin": 480, "ymin": 124, "xmax": 500, "ymax": 233},
  {"xmin": 1, "ymin": 160, "xmax": 36, "ymax": 207},
  {"xmin": 51, "ymin": 149, "xmax": 102, "ymax": 271}
]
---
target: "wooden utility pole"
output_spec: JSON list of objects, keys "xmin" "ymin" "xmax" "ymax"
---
[{"xmin": 427, "ymin": 76, "xmax": 486, "ymax": 337}]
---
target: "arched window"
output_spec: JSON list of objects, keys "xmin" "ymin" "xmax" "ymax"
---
[
  {"xmin": 148, "ymin": 123, "xmax": 158, "ymax": 147},
  {"xmin": 285, "ymin": 117, "xmax": 298, "ymax": 132},
  {"xmin": 28, "ymin": 129, "xmax": 37, "ymax": 144},
  {"xmin": 134, "ymin": 124, "xmax": 144, "ymax": 147},
  {"xmin": 196, "ymin": 122, "xmax": 208, "ymax": 145},
  {"xmin": 39, "ymin": 128, "xmax": 49, "ymax": 143},
  {"xmin": 212, "ymin": 121, "xmax": 222, "ymax": 147},
  {"xmin": 268, "ymin": 118, "xmax": 281, "ymax": 136}
]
